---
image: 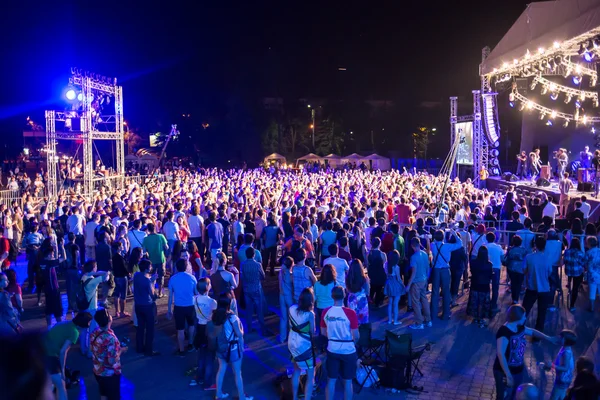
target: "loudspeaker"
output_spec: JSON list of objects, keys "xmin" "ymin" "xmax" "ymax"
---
[
  {"xmin": 536, "ymin": 178, "xmax": 551, "ymax": 187},
  {"xmin": 502, "ymin": 172, "xmax": 519, "ymax": 182},
  {"xmin": 577, "ymin": 182, "xmax": 594, "ymax": 192}
]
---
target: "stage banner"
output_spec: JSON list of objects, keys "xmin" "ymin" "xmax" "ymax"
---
[{"xmin": 456, "ymin": 121, "xmax": 473, "ymax": 165}]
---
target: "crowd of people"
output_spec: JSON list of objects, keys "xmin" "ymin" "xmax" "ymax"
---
[{"xmin": 0, "ymin": 166, "xmax": 599, "ymax": 399}]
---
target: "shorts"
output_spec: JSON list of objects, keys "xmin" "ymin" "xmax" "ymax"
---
[
  {"xmin": 95, "ymin": 373, "xmax": 121, "ymax": 400},
  {"xmin": 174, "ymin": 305, "xmax": 196, "ymax": 330},
  {"xmin": 113, "ymin": 277, "xmax": 128, "ymax": 300},
  {"xmin": 45, "ymin": 356, "xmax": 61, "ymax": 375},
  {"xmin": 153, "ymin": 263, "xmax": 165, "ymax": 285},
  {"xmin": 326, "ymin": 351, "xmax": 357, "ymax": 380}
]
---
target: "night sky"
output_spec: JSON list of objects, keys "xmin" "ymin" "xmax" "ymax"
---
[{"xmin": 0, "ymin": 0, "xmax": 533, "ymax": 164}]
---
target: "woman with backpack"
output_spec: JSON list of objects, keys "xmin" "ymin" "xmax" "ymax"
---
[
  {"xmin": 209, "ymin": 293, "xmax": 253, "ymax": 400},
  {"xmin": 288, "ymin": 288, "xmax": 316, "ymax": 400},
  {"xmin": 384, "ymin": 249, "xmax": 405, "ymax": 325}
]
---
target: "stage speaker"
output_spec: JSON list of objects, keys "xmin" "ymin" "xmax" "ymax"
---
[
  {"xmin": 555, "ymin": 218, "xmax": 570, "ymax": 232},
  {"xmin": 536, "ymin": 178, "xmax": 551, "ymax": 187},
  {"xmin": 577, "ymin": 182, "xmax": 594, "ymax": 192},
  {"xmin": 502, "ymin": 172, "xmax": 519, "ymax": 182}
]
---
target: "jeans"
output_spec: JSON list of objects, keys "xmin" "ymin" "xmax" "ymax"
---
[
  {"xmin": 507, "ymin": 270, "xmax": 524, "ymax": 304},
  {"xmin": 244, "ymin": 289, "xmax": 265, "ymax": 333},
  {"xmin": 279, "ymin": 294, "xmax": 294, "ymax": 342},
  {"xmin": 75, "ymin": 235, "xmax": 85, "ymax": 266},
  {"xmin": 567, "ymin": 275, "xmax": 583, "ymax": 308},
  {"xmin": 590, "ymin": 282, "xmax": 600, "ymax": 301},
  {"xmin": 430, "ymin": 268, "xmax": 451, "ymax": 319},
  {"xmin": 135, "ymin": 303, "xmax": 156, "ymax": 355},
  {"xmin": 491, "ymin": 269, "xmax": 501, "ymax": 310},
  {"xmin": 493, "ymin": 368, "xmax": 523, "ymax": 400},
  {"xmin": 262, "ymin": 246, "xmax": 277, "ymax": 275},
  {"xmin": 522, "ymin": 290, "xmax": 552, "ymax": 332},
  {"xmin": 65, "ymin": 268, "xmax": 80, "ymax": 311},
  {"xmin": 450, "ymin": 268, "xmax": 464, "ymax": 297},
  {"xmin": 410, "ymin": 281, "xmax": 431, "ymax": 324}
]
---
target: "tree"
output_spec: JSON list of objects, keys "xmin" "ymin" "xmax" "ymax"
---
[
  {"xmin": 412, "ymin": 126, "xmax": 436, "ymax": 161},
  {"xmin": 261, "ymin": 120, "xmax": 280, "ymax": 156},
  {"xmin": 124, "ymin": 129, "xmax": 144, "ymax": 155},
  {"xmin": 314, "ymin": 118, "xmax": 344, "ymax": 155}
]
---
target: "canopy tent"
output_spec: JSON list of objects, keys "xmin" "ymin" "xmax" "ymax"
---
[
  {"xmin": 263, "ymin": 152, "xmax": 286, "ymax": 166},
  {"xmin": 481, "ymin": 0, "xmax": 600, "ymax": 75},
  {"xmin": 323, "ymin": 153, "xmax": 342, "ymax": 168},
  {"xmin": 364, "ymin": 153, "xmax": 391, "ymax": 171},
  {"xmin": 340, "ymin": 153, "xmax": 366, "ymax": 165},
  {"xmin": 296, "ymin": 153, "xmax": 324, "ymax": 166}
]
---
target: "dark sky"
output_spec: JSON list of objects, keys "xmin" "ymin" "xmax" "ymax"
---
[{"xmin": 0, "ymin": 0, "xmax": 533, "ymax": 159}]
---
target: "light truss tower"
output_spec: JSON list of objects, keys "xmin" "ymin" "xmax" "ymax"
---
[
  {"xmin": 449, "ymin": 97, "xmax": 458, "ymax": 178},
  {"xmin": 472, "ymin": 90, "xmax": 488, "ymax": 187},
  {"xmin": 45, "ymin": 69, "xmax": 125, "ymax": 204}
]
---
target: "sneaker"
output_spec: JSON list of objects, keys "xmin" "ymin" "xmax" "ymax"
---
[
  {"xmin": 186, "ymin": 344, "xmax": 195, "ymax": 353},
  {"xmin": 215, "ymin": 392, "xmax": 229, "ymax": 399},
  {"xmin": 409, "ymin": 323, "xmax": 424, "ymax": 330},
  {"xmin": 425, "ymin": 321, "xmax": 432, "ymax": 328},
  {"xmin": 203, "ymin": 384, "xmax": 217, "ymax": 391},
  {"xmin": 393, "ymin": 321, "xmax": 402, "ymax": 326},
  {"xmin": 189, "ymin": 379, "xmax": 200, "ymax": 387},
  {"xmin": 387, "ymin": 320, "xmax": 393, "ymax": 324}
]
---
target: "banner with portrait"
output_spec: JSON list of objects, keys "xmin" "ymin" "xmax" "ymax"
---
[{"xmin": 455, "ymin": 121, "xmax": 473, "ymax": 165}]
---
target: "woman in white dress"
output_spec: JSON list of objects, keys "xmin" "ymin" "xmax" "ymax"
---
[{"xmin": 288, "ymin": 288, "xmax": 316, "ymax": 400}]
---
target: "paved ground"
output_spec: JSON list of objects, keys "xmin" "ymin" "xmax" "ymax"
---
[{"xmin": 16, "ymin": 258, "xmax": 600, "ymax": 400}]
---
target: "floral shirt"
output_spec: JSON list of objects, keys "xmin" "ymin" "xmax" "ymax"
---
[
  {"xmin": 90, "ymin": 328, "xmax": 121, "ymax": 376},
  {"xmin": 563, "ymin": 248, "xmax": 585, "ymax": 277},
  {"xmin": 585, "ymin": 247, "xmax": 600, "ymax": 284}
]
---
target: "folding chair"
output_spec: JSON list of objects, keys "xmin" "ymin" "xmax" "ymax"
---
[
  {"xmin": 357, "ymin": 323, "xmax": 385, "ymax": 363},
  {"xmin": 385, "ymin": 331, "xmax": 428, "ymax": 385}
]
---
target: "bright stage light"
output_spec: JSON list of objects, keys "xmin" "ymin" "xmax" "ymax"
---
[
  {"xmin": 551, "ymin": 110, "xmax": 557, "ymax": 119},
  {"xmin": 519, "ymin": 102, "xmax": 526, "ymax": 111},
  {"xmin": 502, "ymin": 62, "xmax": 509, "ymax": 68},
  {"xmin": 594, "ymin": 98, "xmax": 599, "ymax": 107},
  {"xmin": 525, "ymin": 50, "xmax": 531, "ymax": 59},
  {"xmin": 578, "ymin": 43, "xmax": 587, "ymax": 55},
  {"xmin": 530, "ymin": 80, "xmax": 538, "ymax": 90},
  {"xmin": 583, "ymin": 115, "xmax": 589, "ymax": 124},
  {"xmin": 513, "ymin": 59, "xmax": 518, "ymax": 64},
  {"xmin": 509, "ymin": 101, "xmax": 515, "ymax": 108},
  {"xmin": 546, "ymin": 120, "xmax": 553, "ymax": 126},
  {"xmin": 541, "ymin": 86, "xmax": 548, "ymax": 95},
  {"xmin": 593, "ymin": 127, "xmax": 596, "ymax": 134},
  {"xmin": 527, "ymin": 101, "xmax": 534, "ymax": 109},
  {"xmin": 584, "ymin": 52, "xmax": 594, "ymax": 62},
  {"xmin": 553, "ymin": 41, "xmax": 561, "ymax": 49},
  {"xmin": 565, "ymin": 94, "xmax": 573, "ymax": 104},
  {"xmin": 66, "ymin": 89, "xmax": 76, "ymax": 101},
  {"xmin": 549, "ymin": 83, "xmax": 557, "ymax": 92},
  {"xmin": 551, "ymin": 92, "xmax": 559, "ymax": 101},
  {"xmin": 575, "ymin": 64, "xmax": 583, "ymax": 74},
  {"xmin": 591, "ymin": 76, "xmax": 598, "ymax": 87},
  {"xmin": 509, "ymin": 93, "xmax": 515, "ymax": 102},
  {"xmin": 538, "ymin": 47, "xmax": 545, "ymax": 54},
  {"xmin": 539, "ymin": 112, "xmax": 546, "ymax": 120},
  {"xmin": 573, "ymin": 76, "xmax": 582, "ymax": 85},
  {"xmin": 77, "ymin": 93, "xmax": 83, "ymax": 101},
  {"xmin": 563, "ymin": 119, "xmax": 570, "ymax": 127}
]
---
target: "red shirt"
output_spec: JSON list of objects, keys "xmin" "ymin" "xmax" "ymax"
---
[
  {"xmin": 385, "ymin": 205, "xmax": 394, "ymax": 221},
  {"xmin": 190, "ymin": 251, "xmax": 202, "ymax": 272},
  {"xmin": 395, "ymin": 204, "xmax": 411, "ymax": 225},
  {"xmin": 0, "ymin": 238, "xmax": 10, "ymax": 269}
]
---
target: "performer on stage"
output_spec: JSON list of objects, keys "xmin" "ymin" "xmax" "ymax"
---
[
  {"xmin": 554, "ymin": 148, "xmax": 568, "ymax": 178},
  {"xmin": 593, "ymin": 149, "xmax": 600, "ymax": 197},
  {"xmin": 529, "ymin": 148, "xmax": 541, "ymax": 180},
  {"xmin": 580, "ymin": 145, "xmax": 592, "ymax": 169},
  {"xmin": 516, "ymin": 151, "xmax": 527, "ymax": 179}
]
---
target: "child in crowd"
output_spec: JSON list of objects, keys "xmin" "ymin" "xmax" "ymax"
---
[{"xmin": 547, "ymin": 329, "xmax": 577, "ymax": 400}]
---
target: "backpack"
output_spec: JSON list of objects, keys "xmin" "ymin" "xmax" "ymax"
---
[
  {"xmin": 209, "ymin": 315, "xmax": 240, "ymax": 362},
  {"xmin": 76, "ymin": 278, "xmax": 94, "ymax": 311}
]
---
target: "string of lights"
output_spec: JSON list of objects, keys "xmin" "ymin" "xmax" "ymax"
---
[
  {"xmin": 511, "ymin": 90, "xmax": 600, "ymax": 127},
  {"xmin": 529, "ymin": 75, "xmax": 599, "ymax": 106}
]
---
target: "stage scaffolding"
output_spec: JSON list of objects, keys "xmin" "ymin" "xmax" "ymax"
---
[{"xmin": 45, "ymin": 70, "xmax": 125, "ymax": 203}]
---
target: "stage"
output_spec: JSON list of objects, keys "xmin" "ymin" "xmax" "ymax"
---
[{"xmin": 486, "ymin": 176, "xmax": 600, "ymax": 222}]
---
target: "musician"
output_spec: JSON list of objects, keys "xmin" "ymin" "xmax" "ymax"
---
[
  {"xmin": 580, "ymin": 145, "xmax": 593, "ymax": 169},
  {"xmin": 554, "ymin": 148, "xmax": 568, "ymax": 178},
  {"xmin": 593, "ymin": 150, "xmax": 600, "ymax": 197},
  {"xmin": 529, "ymin": 148, "xmax": 542, "ymax": 180},
  {"xmin": 479, "ymin": 166, "xmax": 489, "ymax": 189},
  {"xmin": 516, "ymin": 150, "xmax": 527, "ymax": 179}
]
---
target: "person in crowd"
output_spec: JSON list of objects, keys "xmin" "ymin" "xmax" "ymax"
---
[
  {"xmin": 516, "ymin": 218, "xmax": 535, "ymax": 254},
  {"xmin": 128, "ymin": 219, "xmax": 147, "ymax": 252},
  {"xmin": 585, "ymin": 235, "xmax": 600, "ymax": 312},
  {"xmin": 291, "ymin": 249, "xmax": 317, "ymax": 303},
  {"xmin": 319, "ymin": 221, "xmax": 337, "ymax": 267},
  {"xmin": 484, "ymin": 231, "xmax": 504, "ymax": 313},
  {"xmin": 323, "ymin": 243, "xmax": 350, "ymax": 289},
  {"xmin": 43, "ymin": 312, "xmax": 93, "ymax": 400},
  {"xmin": 563, "ymin": 237, "xmax": 585, "ymax": 312},
  {"xmin": 90, "ymin": 308, "xmax": 126, "ymax": 400},
  {"xmin": 503, "ymin": 235, "xmax": 527, "ymax": 305},
  {"xmin": 406, "ymin": 237, "xmax": 432, "ymax": 329},
  {"xmin": 467, "ymin": 246, "xmax": 493, "ymax": 328},
  {"xmin": 24, "ymin": 222, "xmax": 43, "ymax": 292},
  {"xmin": 190, "ymin": 278, "xmax": 218, "ymax": 390},
  {"xmin": 384, "ymin": 249, "xmax": 405, "ymax": 325},
  {"xmin": 210, "ymin": 293, "xmax": 252, "ymax": 400},
  {"xmin": 566, "ymin": 356, "xmax": 600, "ymax": 399},
  {"xmin": 346, "ymin": 259, "xmax": 370, "ymax": 325},
  {"xmin": 261, "ymin": 217, "xmax": 282, "ymax": 276},
  {"xmin": 79, "ymin": 260, "xmax": 111, "ymax": 357},
  {"xmin": 142, "ymin": 223, "xmax": 168, "ymax": 297},
  {"xmin": 448, "ymin": 231, "xmax": 467, "ymax": 308},
  {"xmin": 506, "ymin": 211, "xmax": 524, "ymax": 244},
  {"xmin": 366, "ymin": 237, "xmax": 387, "ymax": 307},
  {"xmin": 95, "ymin": 232, "xmax": 113, "ymax": 307},
  {"xmin": 523, "ymin": 236, "xmax": 553, "ymax": 335},
  {"xmin": 167, "ymin": 259, "xmax": 198, "ymax": 355},
  {"xmin": 5, "ymin": 268, "xmax": 23, "ymax": 317},
  {"xmin": 288, "ymin": 288, "xmax": 316, "ymax": 400},
  {"xmin": 111, "ymin": 241, "xmax": 131, "ymax": 319},
  {"xmin": 430, "ymin": 228, "xmax": 462, "ymax": 320},
  {"xmin": 493, "ymin": 305, "xmax": 558, "ymax": 400},
  {"xmin": 314, "ymin": 263, "xmax": 336, "ymax": 336},
  {"xmin": 321, "ymin": 285, "xmax": 359, "ymax": 400},
  {"xmin": 240, "ymin": 247, "xmax": 269, "ymax": 335},
  {"xmin": 207, "ymin": 211, "xmax": 224, "ymax": 264},
  {"xmin": 279, "ymin": 256, "xmax": 295, "ymax": 343},
  {"xmin": 133, "ymin": 259, "xmax": 159, "ymax": 357},
  {"xmin": 38, "ymin": 246, "xmax": 62, "ymax": 328},
  {"xmin": 546, "ymin": 330, "xmax": 577, "ymax": 400},
  {"xmin": 545, "ymin": 229, "xmax": 563, "ymax": 312},
  {"xmin": 0, "ymin": 271, "xmax": 20, "ymax": 335}
]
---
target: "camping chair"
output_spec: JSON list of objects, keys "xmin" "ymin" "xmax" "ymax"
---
[
  {"xmin": 357, "ymin": 323, "xmax": 385, "ymax": 363},
  {"xmin": 385, "ymin": 331, "xmax": 429, "ymax": 386}
]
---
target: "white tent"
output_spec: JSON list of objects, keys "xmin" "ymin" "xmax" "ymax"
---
[
  {"xmin": 340, "ymin": 153, "xmax": 365, "ymax": 165},
  {"xmin": 263, "ymin": 152, "xmax": 286, "ymax": 166},
  {"xmin": 323, "ymin": 153, "xmax": 342, "ymax": 168},
  {"xmin": 296, "ymin": 153, "xmax": 324, "ymax": 166},
  {"xmin": 364, "ymin": 153, "xmax": 391, "ymax": 171},
  {"xmin": 481, "ymin": 0, "xmax": 600, "ymax": 75}
]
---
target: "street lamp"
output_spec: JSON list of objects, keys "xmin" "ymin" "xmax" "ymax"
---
[{"xmin": 308, "ymin": 105, "xmax": 315, "ymax": 149}]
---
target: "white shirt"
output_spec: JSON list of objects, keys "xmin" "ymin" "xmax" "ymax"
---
[
  {"xmin": 580, "ymin": 201, "xmax": 591, "ymax": 219},
  {"xmin": 542, "ymin": 202, "xmax": 558, "ymax": 223},
  {"xmin": 84, "ymin": 221, "xmax": 99, "ymax": 246},
  {"xmin": 162, "ymin": 220, "xmax": 180, "ymax": 241},
  {"xmin": 188, "ymin": 215, "xmax": 204, "ymax": 238},
  {"xmin": 67, "ymin": 214, "xmax": 85, "ymax": 236},
  {"xmin": 323, "ymin": 256, "xmax": 350, "ymax": 288},
  {"xmin": 128, "ymin": 230, "xmax": 147, "ymax": 250},
  {"xmin": 233, "ymin": 220, "xmax": 245, "ymax": 239},
  {"xmin": 193, "ymin": 294, "xmax": 217, "ymax": 325},
  {"xmin": 486, "ymin": 242, "xmax": 504, "ymax": 270}
]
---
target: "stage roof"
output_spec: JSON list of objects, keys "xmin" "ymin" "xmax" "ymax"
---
[{"xmin": 481, "ymin": 0, "xmax": 600, "ymax": 75}]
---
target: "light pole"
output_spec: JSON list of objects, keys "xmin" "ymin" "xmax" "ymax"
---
[{"xmin": 308, "ymin": 105, "xmax": 315, "ymax": 149}]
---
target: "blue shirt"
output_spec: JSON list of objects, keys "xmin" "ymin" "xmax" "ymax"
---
[
  {"xmin": 207, "ymin": 221, "xmax": 224, "ymax": 249},
  {"xmin": 410, "ymin": 250, "xmax": 430, "ymax": 283},
  {"xmin": 240, "ymin": 259, "xmax": 265, "ymax": 294},
  {"xmin": 320, "ymin": 230, "xmax": 337, "ymax": 256},
  {"xmin": 168, "ymin": 272, "xmax": 197, "ymax": 307},
  {"xmin": 263, "ymin": 225, "xmax": 282, "ymax": 248},
  {"xmin": 133, "ymin": 272, "xmax": 154, "ymax": 306},
  {"xmin": 238, "ymin": 244, "xmax": 262, "ymax": 264},
  {"xmin": 525, "ymin": 251, "xmax": 552, "ymax": 292}
]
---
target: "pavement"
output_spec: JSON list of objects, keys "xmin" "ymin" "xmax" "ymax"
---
[{"xmin": 15, "ymin": 257, "xmax": 600, "ymax": 400}]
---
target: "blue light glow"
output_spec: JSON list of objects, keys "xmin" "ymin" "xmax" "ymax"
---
[
  {"xmin": 573, "ymin": 76, "xmax": 581, "ymax": 85},
  {"xmin": 546, "ymin": 120, "xmax": 553, "ymax": 126},
  {"xmin": 584, "ymin": 52, "xmax": 594, "ymax": 62},
  {"xmin": 509, "ymin": 101, "xmax": 515, "ymax": 108},
  {"xmin": 66, "ymin": 89, "xmax": 76, "ymax": 101},
  {"xmin": 551, "ymin": 93, "xmax": 559, "ymax": 100}
]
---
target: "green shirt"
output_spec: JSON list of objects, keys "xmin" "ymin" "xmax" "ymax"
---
[
  {"xmin": 143, "ymin": 233, "xmax": 168, "ymax": 265},
  {"xmin": 44, "ymin": 321, "xmax": 80, "ymax": 358}
]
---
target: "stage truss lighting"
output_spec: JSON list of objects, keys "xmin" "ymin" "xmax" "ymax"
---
[
  {"xmin": 573, "ymin": 76, "xmax": 582, "ymax": 85},
  {"xmin": 547, "ymin": 120, "xmax": 553, "ymax": 126},
  {"xmin": 565, "ymin": 94, "xmax": 573, "ymax": 104},
  {"xmin": 66, "ymin": 89, "xmax": 76, "ymax": 101},
  {"xmin": 578, "ymin": 43, "xmax": 587, "ymax": 55},
  {"xmin": 551, "ymin": 110, "xmax": 558, "ymax": 119},
  {"xmin": 584, "ymin": 52, "xmax": 594, "ymax": 62},
  {"xmin": 539, "ymin": 111, "xmax": 546, "ymax": 120},
  {"xmin": 563, "ymin": 119, "xmax": 570, "ymax": 127},
  {"xmin": 551, "ymin": 92, "xmax": 559, "ymax": 100},
  {"xmin": 541, "ymin": 85, "xmax": 548, "ymax": 95}
]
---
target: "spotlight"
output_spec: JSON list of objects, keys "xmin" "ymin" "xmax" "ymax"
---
[
  {"xmin": 519, "ymin": 102, "xmax": 526, "ymax": 111},
  {"xmin": 77, "ymin": 93, "xmax": 83, "ymax": 102},
  {"xmin": 576, "ymin": 100, "xmax": 582, "ymax": 108},
  {"xmin": 583, "ymin": 115, "xmax": 589, "ymax": 124},
  {"xmin": 65, "ymin": 89, "xmax": 76, "ymax": 101},
  {"xmin": 594, "ymin": 98, "xmax": 599, "ymax": 107},
  {"xmin": 563, "ymin": 119, "xmax": 570, "ymax": 127},
  {"xmin": 539, "ymin": 112, "xmax": 546, "ymax": 120},
  {"xmin": 541, "ymin": 85, "xmax": 548, "ymax": 95},
  {"xmin": 593, "ymin": 127, "xmax": 597, "ymax": 134},
  {"xmin": 538, "ymin": 47, "xmax": 545, "ymax": 54},
  {"xmin": 546, "ymin": 120, "xmax": 553, "ymax": 126},
  {"xmin": 576, "ymin": 64, "xmax": 583, "ymax": 74},
  {"xmin": 553, "ymin": 41, "xmax": 561, "ymax": 49},
  {"xmin": 575, "ymin": 108, "xmax": 580, "ymax": 121},
  {"xmin": 509, "ymin": 101, "xmax": 515, "ymax": 108},
  {"xmin": 584, "ymin": 52, "xmax": 594, "ymax": 62},
  {"xmin": 549, "ymin": 83, "xmax": 557, "ymax": 92},
  {"xmin": 551, "ymin": 110, "xmax": 557, "ymax": 119},
  {"xmin": 573, "ymin": 76, "xmax": 582, "ymax": 85},
  {"xmin": 565, "ymin": 94, "xmax": 573, "ymax": 104},
  {"xmin": 580, "ymin": 92, "xmax": 586, "ymax": 101},
  {"xmin": 564, "ymin": 67, "xmax": 572, "ymax": 78},
  {"xmin": 509, "ymin": 92, "xmax": 515, "ymax": 102},
  {"xmin": 530, "ymin": 80, "xmax": 538, "ymax": 90},
  {"xmin": 591, "ymin": 76, "xmax": 597, "ymax": 87},
  {"xmin": 579, "ymin": 43, "xmax": 587, "ymax": 55},
  {"xmin": 527, "ymin": 101, "xmax": 534, "ymax": 109},
  {"xmin": 490, "ymin": 149, "xmax": 500, "ymax": 157}
]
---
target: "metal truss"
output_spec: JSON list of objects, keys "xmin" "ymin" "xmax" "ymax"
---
[
  {"xmin": 473, "ymin": 90, "xmax": 488, "ymax": 186},
  {"xmin": 450, "ymin": 97, "xmax": 458, "ymax": 178},
  {"xmin": 46, "ymin": 71, "xmax": 125, "ymax": 204},
  {"xmin": 531, "ymin": 74, "xmax": 599, "ymax": 102}
]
